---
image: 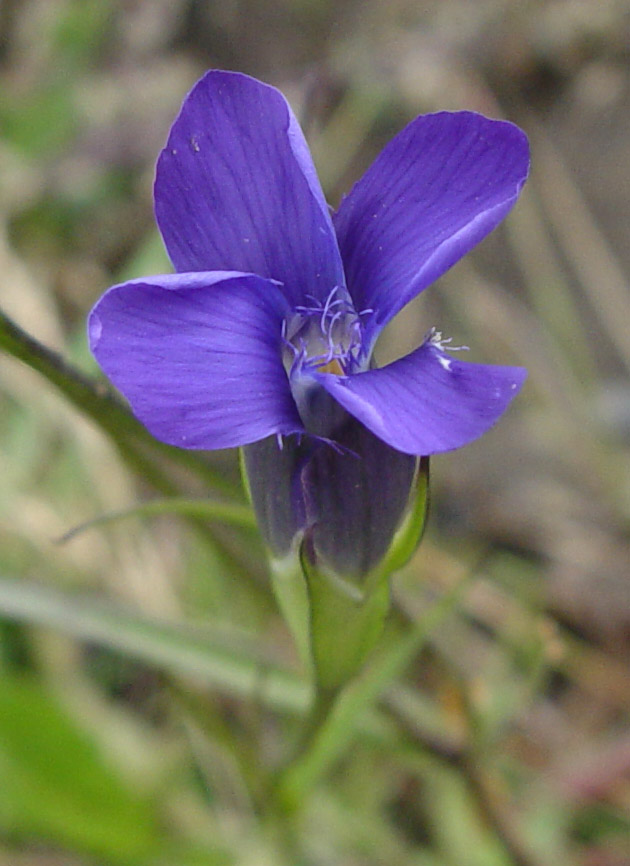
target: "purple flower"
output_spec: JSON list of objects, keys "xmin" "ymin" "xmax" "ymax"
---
[{"xmin": 89, "ymin": 71, "xmax": 529, "ymax": 575}]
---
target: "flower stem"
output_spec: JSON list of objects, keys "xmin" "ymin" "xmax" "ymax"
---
[{"xmin": 270, "ymin": 682, "xmax": 342, "ymax": 817}]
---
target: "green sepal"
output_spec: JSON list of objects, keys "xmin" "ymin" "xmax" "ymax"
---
[
  {"xmin": 240, "ymin": 447, "xmax": 312, "ymax": 672},
  {"xmin": 300, "ymin": 458, "xmax": 430, "ymax": 689},
  {"xmin": 240, "ymin": 448, "xmax": 430, "ymax": 689},
  {"xmin": 375, "ymin": 456, "xmax": 430, "ymax": 577},
  {"xmin": 300, "ymin": 542, "xmax": 391, "ymax": 690},
  {"xmin": 269, "ymin": 549, "xmax": 312, "ymax": 672}
]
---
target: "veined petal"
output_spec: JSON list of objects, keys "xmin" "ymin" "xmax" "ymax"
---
[
  {"xmin": 155, "ymin": 70, "xmax": 345, "ymax": 307},
  {"xmin": 314, "ymin": 341, "xmax": 527, "ymax": 455},
  {"xmin": 88, "ymin": 272, "xmax": 303, "ymax": 449},
  {"xmin": 334, "ymin": 112, "xmax": 529, "ymax": 341}
]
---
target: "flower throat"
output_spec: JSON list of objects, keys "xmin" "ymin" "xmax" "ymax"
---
[{"xmin": 282, "ymin": 286, "xmax": 370, "ymax": 379}]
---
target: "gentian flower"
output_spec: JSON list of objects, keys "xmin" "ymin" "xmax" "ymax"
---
[{"xmin": 89, "ymin": 71, "xmax": 529, "ymax": 579}]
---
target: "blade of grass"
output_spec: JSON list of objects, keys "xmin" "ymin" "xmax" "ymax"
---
[
  {"xmin": 58, "ymin": 496, "xmax": 256, "ymax": 543},
  {"xmin": 0, "ymin": 577, "xmax": 308, "ymax": 714},
  {"xmin": 530, "ymin": 121, "xmax": 630, "ymax": 374}
]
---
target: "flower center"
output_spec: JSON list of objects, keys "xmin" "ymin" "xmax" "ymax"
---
[{"xmin": 282, "ymin": 286, "xmax": 368, "ymax": 380}]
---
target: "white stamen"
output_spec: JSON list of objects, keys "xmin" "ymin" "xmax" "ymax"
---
[
  {"xmin": 283, "ymin": 286, "xmax": 369, "ymax": 377},
  {"xmin": 424, "ymin": 326, "xmax": 469, "ymax": 354}
]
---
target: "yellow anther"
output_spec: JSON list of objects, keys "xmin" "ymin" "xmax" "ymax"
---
[{"xmin": 318, "ymin": 358, "xmax": 344, "ymax": 376}]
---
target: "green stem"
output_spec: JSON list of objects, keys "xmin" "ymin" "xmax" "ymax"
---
[
  {"xmin": 271, "ymin": 683, "xmax": 341, "ymax": 816},
  {"xmin": 0, "ymin": 308, "xmax": 236, "ymax": 496},
  {"xmin": 274, "ymin": 573, "xmax": 473, "ymax": 806}
]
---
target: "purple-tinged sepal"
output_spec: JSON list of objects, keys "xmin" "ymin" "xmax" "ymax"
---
[
  {"xmin": 242, "ymin": 422, "xmax": 428, "ymax": 684},
  {"xmin": 301, "ymin": 456, "xmax": 429, "ymax": 687},
  {"xmin": 300, "ymin": 417, "xmax": 417, "ymax": 577},
  {"xmin": 242, "ymin": 417, "xmax": 417, "ymax": 579}
]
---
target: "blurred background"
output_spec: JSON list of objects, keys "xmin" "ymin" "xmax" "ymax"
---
[{"xmin": 1, "ymin": 1, "xmax": 629, "ymax": 864}]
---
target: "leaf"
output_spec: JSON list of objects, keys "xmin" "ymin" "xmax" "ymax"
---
[
  {"xmin": 0, "ymin": 673, "xmax": 158, "ymax": 864},
  {"xmin": 0, "ymin": 578, "xmax": 309, "ymax": 714}
]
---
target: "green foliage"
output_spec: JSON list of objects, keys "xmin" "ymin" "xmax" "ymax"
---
[{"xmin": 0, "ymin": 673, "xmax": 159, "ymax": 863}]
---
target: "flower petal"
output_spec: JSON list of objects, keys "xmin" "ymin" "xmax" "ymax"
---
[
  {"xmin": 334, "ymin": 112, "xmax": 529, "ymax": 341},
  {"xmin": 88, "ymin": 272, "xmax": 303, "ymax": 449},
  {"xmin": 155, "ymin": 70, "xmax": 344, "ymax": 307},
  {"xmin": 314, "ymin": 341, "xmax": 527, "ymax": 455}
]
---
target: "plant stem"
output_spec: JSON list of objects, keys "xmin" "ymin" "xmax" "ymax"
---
[
  {"xmin": 269, "ymin": 683, "xmax": 341, "ymax": 817},
  {"xmin": 0, "ymin": 307, "xmax": 235, "ymax": 495}
]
